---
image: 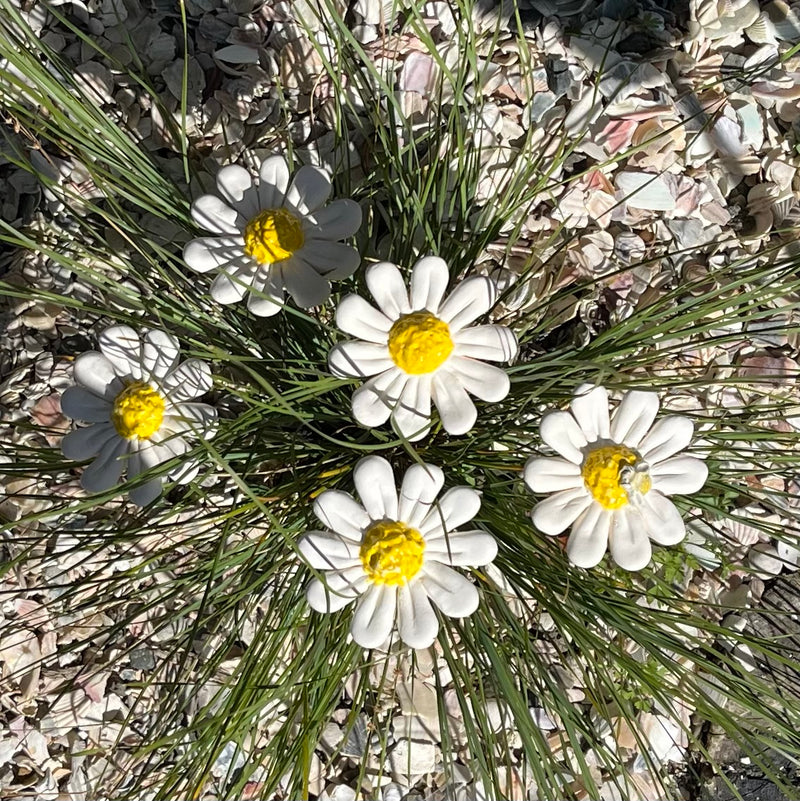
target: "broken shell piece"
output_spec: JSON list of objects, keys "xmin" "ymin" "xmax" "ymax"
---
[{"xmin": 616, "ymin": 170, "xmax": 676, "ymax": 210}]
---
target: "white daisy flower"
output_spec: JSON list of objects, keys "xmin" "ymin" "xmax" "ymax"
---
[
  {"xmin": 299, "ymin": 455, "xmax": 497, "ymax": 649},
  {"xmin": 328, "ymin": 257, "xmax": 518, "ymax": 441},
  {"xmin": 183, "ymin": 155, "xmax": 362, "ymax": 316},
  {"xmin": 60, "ymin": 325, "xmax": 218, "ymax": 506},
  {"xmin": 524, "ymin": 385, "xmax": 708, "ymax": 571}
]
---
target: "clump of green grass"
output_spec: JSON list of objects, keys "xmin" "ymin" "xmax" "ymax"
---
[{"xmin": 2, "ymin": 0, "xmax": 800, "ymax": 798}]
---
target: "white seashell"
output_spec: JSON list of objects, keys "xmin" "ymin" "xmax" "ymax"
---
[
  {"xmin": 776, "ymin": 538, "xmax": 800, "ymax": 569},
  {"xmin": 746, "ymin": 12, "xmax": 779, "ymax": 44},
  {"xmin": 765, "ymin": 0, "xmax": 800, "ymax": 41},
  {"xmin": 748, "ymin": 542, "xmax": 783, "ymax": 576},
  {"xmin": 615, "ymin": 171, "xmax": 675, "ymax": 210},
  {"xmin": 214, "ymin": 44, "xmax": 260, "ymax": 64},
  {"xmin": 733, "ymin": 100, "xmax": 765, "ymax": 150},
  {"xmin": 711, "ymin": 116, "xmax": 747, "ymax": 158}
]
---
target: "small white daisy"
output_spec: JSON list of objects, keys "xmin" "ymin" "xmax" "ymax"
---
[
  {"xmin": 60, "ymin": 325, "xmax": 217, "ymax": 506},
  {"xmin": 328, "ymin": 256, "xmax": 518, "ymax": 441},
  {"xmin": 183, "ymin": 155, "xmax": 362, "ymax": 316},
  {"xmin": 299, "ymin": 455, "xmax": 497, "ymax": 649},
  {"xmin": 524, "ymin": 385, "xmax": 708, "ymax": 571}
]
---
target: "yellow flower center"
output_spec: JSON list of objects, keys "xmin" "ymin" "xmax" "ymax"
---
[
  {"xmin": 387, "ymin": 311, "xmax": 454, "ymax": 375},
  {"xmin": 360, "ymin": 520, "xmax": 426, "ymax": 585},
  {"xmin": 243, "ymin": 208, "xmax": 304, "ymax": 264},
  {"xmin": 581, "ymin": 445, "xmax": 652, "ymax": 510},
  {"xmin": 111, "ymin": 382, "xmax": 165, "ymax": 440}
]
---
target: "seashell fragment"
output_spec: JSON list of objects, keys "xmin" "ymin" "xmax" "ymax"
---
[{"xmin": 615, "ymin": 171, "xmax": 676, "ymax": 210}]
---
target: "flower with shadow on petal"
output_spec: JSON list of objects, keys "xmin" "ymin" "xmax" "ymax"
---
[
  {"xmin": 183, "ymin": 155, "xmax": 362, "ymax": 316},
  {"xmin": 328, "ymin": 257, "xmax": 518, "ymax": 441},
  {"xmin": 524, "ymin": 385, "xmax": 708, "ymax": 571},
  {"xmin": 299, "ymin": 455, "xmax": 498, "ymax": 649},
  {"xmin": 60, "ymin": 325, "xmax": 218, "ymax": 506}
]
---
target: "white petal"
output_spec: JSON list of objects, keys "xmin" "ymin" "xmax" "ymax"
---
[
  {"xmin": 61, "ymin": 423, "xmax": 117, "ymax": 460},
  {"xmin": 409, "ymin": 256, "xmax": 450, "ymax": 313},
  {"xmin": 350, "ymin": 584, "xmax": 397, "ymax": 649},
  {"xmin": 313, "ymin": 490, "xmax": 369, "ymax": 540},
  {"xmin": 307, "ymin": 565, "xmax": 366, "ymax": 613},
  {"xmin": 142, "ymin": 329, "xmax": 180, "ymax": 381},
  {"xmin": 329, "ymin": 341, "xmax": 393, "ymax": 379},
  {"xmin": 425, "ymin": 529, "xmax": 497, "ymax": 566},
  {"xmin": 183, "ymin": 236, "xmax": 244, "ymax": 274},
  {"xmin": 391, "ymin": 375, "xmax": 432, "ymax": 442},
  {"xmin": 354, "ymin": 455, "xmax": 398, "ymax": 521},
  {"xmin": 247, "ymin": 267, "xmax": 284, "ymax": 316},
  {"xmin": 539, "ymin": 411, "xmax": 587, "ymax": 464},
  {"xmin": 448, "ymin": 357, "xmax": 510, "ymax": 402},
  {"xmin": 610, "ymin": 390, "xmax": 660, "ymax": 448},
  {"xmin": 638, "ymin": 491, "xmax": 686, "ymax": 545},
  {"xmin": 128, "ymin": 476, "xmax": 164, "ymax": 510},
  {"xmin": 454, "ymin": 325, "xmax": 517, "ymax": 362},
  {"xmin": 419, "ymin": 561, "xmax": 479, "ymax": 617},
  {"xmin": 531, "ymin": 487, "xmax": 593, "ymax": 535},
  {"xmin": 169, "ymin": 457, "xmax": 199, "ymax": 485},
  {"xmin": 307, "ymin": 579, "xmax": 355, "ymax": 613},
  {"xmin": 421, "ymin": 486, "xmax": 481, "ymax": 536},
  {"xmin": 210, "ymin": 269, "xmax": 250, "ymax": 304},
  {"xmin": 80, "ymin": 437, "xmax": 127, "ymax": 492},
  {"xmin": 398, "ymin": 462, "xmax": 445, "ymax": 528},
  {"xmin": 215, "ymin": 165, "xmax": 261, "ymax": 218},
  {"xmin": 351, "ymin": 368, "xmax": 407, "ymax": 428},
  {"xmin": 285, "ymin": 164, "xmax": 331, "ymax": 215},
  {"xmin": 524, "ymin": 457, "xmax": 583, "ymax": 494},
  {"xmin": 299, "ymin": 531, "xmax": 360, "ymax": 570},
  {"xmin": 162, "ymin": 359, "xmax": 213, "ymax": 401},
  {"xmin": 431, "ymin": 372, "xmax": 477, "ymax": 435},
  {"xmin": 164, "ymin": 402, "xmax": 217, "ymax": 440},
  {"xmin": 71, "ymin": 353, "xmax": 125, "ymax": 403},
  {"xmin": 650, "ymin": 456, "xmax": 708, "ymax": 496},
  {"xmin": 191, "ymin": 193, "xmax": 242, "ymax": 235},
  {"xmin": 98, "ymin": 325, "xmax": 142, "ymax": 380},
  {"xmin": 570, "ymin": 385, "xmax": 610, "ymax": 442},
  {"xmin": 306, "ymin": 198, "xmax": 362, "ymax": 239},
  {"xmin": 60, "ymin": 386, "xmax": 112, "ymax": 423},
  {"xmin": 148, "ymin": 430, "xmax": 190, "ymax": 464},
  {"xmin": 397, "ymin": 582, "xmax": 438, "ymax": 649},
  {"xmin": 258, "ymin": 155, "xmax": 290, "ymax": 209},
  {"xmin": 437, "ymin": 276, "xmax": 496, "ymax": 332},
  {"xmin": 638, "ymin": 416, "xmax": 695, "ymax": 464},
  {"xmin": 281, "ymin": 257, "xmax": 331, "ymax": 308},
  {"xmin": 336, "ymin": 294, "xmax": 392, "ymax": 343},
  {"xmin": 566, "ymin": 503, "xmax": 611, "ymax": 568},
  {"xmin": 128, "ymin": 475, "xmax": 164, "ymax": 506},
  {"xmin": 298, "ymin": 241, "xmax": 360, "ymax": 280},
  {"xmin": 366, "ymin": 261, "xmax": 411, "ymax": 319},
  {"xmin": 608, "ymin": 506, "xmax": 652, "ymax": 571}
]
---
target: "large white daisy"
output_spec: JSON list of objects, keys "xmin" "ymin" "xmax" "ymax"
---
[
  {"xmin": 328, "ymin": 257, "xmax": 518, "ymax": 441},
  {"xmin": 60, "ymin": 325, "xmax": 217, "ymax": 506},
  {"xmin": 524, "ymin": 385, "xmax": 708, "ymax": 571},
  {"xmin": 299, "ymin": 455, "xmax": 497, "ymax": 649},
  {"xmin": 183, "ymin": 155, "xmax": 362, "ymax": 316}
]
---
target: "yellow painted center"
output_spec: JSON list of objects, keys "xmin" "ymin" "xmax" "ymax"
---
[
  {"xmin": 387, "ymin": 311, "xmax": 454, "ymax": 374},
  {"xmin": 111, "ymin": 382, "xmax": 165, "ymax": 440},
  {"xmin": 581, "ymin": 445, "xmax": 652, "ymax": 510},
  {"xmin": 360, "ymin": 520, "xmax": 425, "ymax": 585},
  {"xmin": 243, "ymin": 208, "xmax": 304, "ymax": 264}
]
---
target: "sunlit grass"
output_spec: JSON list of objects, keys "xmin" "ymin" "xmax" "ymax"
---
[{"xmin": 2, "ymin": 0, "xmax": 800, "ymax": 799}]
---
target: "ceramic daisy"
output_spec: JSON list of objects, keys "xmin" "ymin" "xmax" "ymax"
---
[
  {"xmin": 60, "ymin": 325, "xmax": 217, "ymax": 506},
  {"xmin": 524, "ymin": 385, "xmax": 708, "ymax": 571},
  {"xmin": 299, "ymin": 455, "xmax": 497, "ymax": 649},
  {"xmin": 183, "ymin": 155, "xmax": 362, "ymax": 315},
  {"xmin": 328, "ymin": 257, "xmax": 518, "ymax": 441}
]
